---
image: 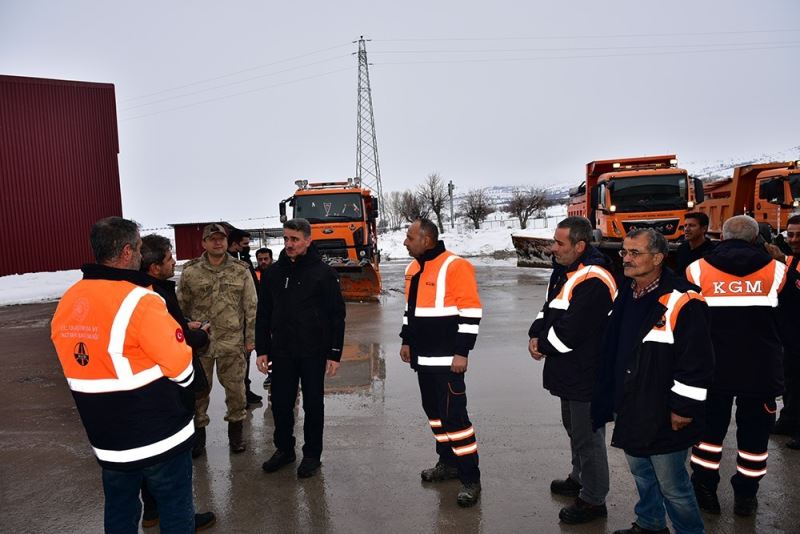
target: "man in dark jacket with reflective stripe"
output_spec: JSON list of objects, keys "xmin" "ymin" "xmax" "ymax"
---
[
  {"xmin": 255, "ymin": 218, "xmax": 346, "ymax": 479},
  {"xmin": 593, "ymin": 229, "xmax": 712, "ymax": 534},
  {"xmin": 528, "ymin": 216, "xmax": 617, "ymax": 525}
]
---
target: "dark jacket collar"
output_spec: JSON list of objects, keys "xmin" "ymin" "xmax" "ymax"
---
[
  {"xmin": 418, "ymin": 240, "xmax": 447, "ymax": 266},
  {"xmin": 81, "ymin": 264, "xmax": 153, "ymax": 288},
  {"xmin": 705, "ymin": 239, "xmax": 772, "ymax": 277}
]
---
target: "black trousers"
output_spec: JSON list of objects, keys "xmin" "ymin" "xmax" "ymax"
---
[
  {"xmin": 780, "ymin": 348, "xmax": 800, "ymax": 426},
  {"xmin": 271, "ymin": 356, "xmax": 326, "ymax": 459},
  {"xmin": 418, "ymin": 371, "xmax": 480, "ymax": 484},
  {"xmin": 690, "ymin": 391, "xmax": 776, "ymax": 497}
]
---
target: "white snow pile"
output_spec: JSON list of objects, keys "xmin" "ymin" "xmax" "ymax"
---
[{"xmin": 0, "ymin": 269, "xmax": 82, "ymax": 306}]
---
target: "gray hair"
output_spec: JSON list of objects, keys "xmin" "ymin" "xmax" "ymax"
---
[
  {"xmin": 284, "ymin": 218, "xmax": 312, "ymax": 238},
  {"xmin": 556, "ymin": 216, "xmax": 593, "ymax": 246},
  {"xmin": 90, "ymin": 217, "xmax": 140, "ymax": 264},
  {"xmin": 627, "ymin": 228, "xmax": 668, "ymax": 255},
  {"xmin": 722, "ymin": 215, "xmax": 758, "ymax": 242}
]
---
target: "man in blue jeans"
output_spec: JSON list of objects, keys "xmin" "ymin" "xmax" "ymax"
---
[{"xmin": 592, "ymin": 229, "xmax": 713, "ymax": 534}]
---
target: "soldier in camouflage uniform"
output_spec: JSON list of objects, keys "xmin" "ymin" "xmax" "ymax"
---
[{"xmin": 178, "ymin": 223, "xmax": 258, "ymax": 456}]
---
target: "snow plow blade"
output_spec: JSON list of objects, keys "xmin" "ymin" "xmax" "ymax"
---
[
  {"xmin": 511, "ymin": 235, "xmax": 554, "ymax": 268},
  {"xmin": 333, "ymin": 262, "xmax": 382, "ymax": 302}
]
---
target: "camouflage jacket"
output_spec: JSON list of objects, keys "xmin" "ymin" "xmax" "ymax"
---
[{"xmin": 178, "ymin": 252, "xmax": 257, "ymax": 356}]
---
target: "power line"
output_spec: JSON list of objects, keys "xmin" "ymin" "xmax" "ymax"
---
[
  {"xmin": 120, "ymin": 54, "xmax": 350, "ymax": 112},
  {"xmin": 121, "ymin": 42, "xmax": 352, "ymax": 103},
  {"xmin": 374, "ymin": 28, "xmax": 800, "ymax": 43},
  {"xmin": 369, "ymin": 40, "xmax": 800, "ymax": 55},
  {"xmin": 373, "ymin": 43, "xmax": 800, "ymax": 66},
  {"xmin": 119, "ymin": 66, "xmax": 355, "ymax": 122}
]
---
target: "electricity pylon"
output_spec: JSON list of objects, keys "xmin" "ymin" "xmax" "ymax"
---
[{"xmin": 355, "ymin": 36, "xmax": 383, "ymax": 211}]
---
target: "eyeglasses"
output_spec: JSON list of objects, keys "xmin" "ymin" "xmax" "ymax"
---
[{"xmin": 618, "ymin": 249, "xmax": 656, "ymax": 258}]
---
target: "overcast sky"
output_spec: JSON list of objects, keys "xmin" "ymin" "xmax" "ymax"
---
[{"xmin": 2, "ymin": 1, "xmax": 798, "ymax": 229}]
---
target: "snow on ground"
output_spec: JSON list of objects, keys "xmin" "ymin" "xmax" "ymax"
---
[{"xmin": 0, "ymin": 212, "xmax": 564, "ymax": 307}]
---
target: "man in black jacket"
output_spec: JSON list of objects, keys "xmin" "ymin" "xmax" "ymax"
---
[
  {"xmin": 593, "ymin": 229, "xmax": 712, "ymax": 534},
  {"xmin": 255, "ymin": 218, "xmax": 346, "ymax": 479},
  {"xmin": 528, "ymin": 216, "xmax": 617, "ymax": 525},
  {"xmin": 139, "ymin": 234, "xmax": 216, "ymax": 531},
  {"xmin": 686, "ymin": 215, "xmax": 790, "ymax": 517},
  {"xmin": 675, "ymin": 212, "xmax": 716, "ymax": 276}
]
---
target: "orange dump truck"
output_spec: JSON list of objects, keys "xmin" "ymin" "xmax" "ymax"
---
[
  {"xmin": 568, "ymin": 154, "xmax": 706, "ymax": 248},
  {"xmin": 279, "ymin": 178, "xmax": 381, "ymax": 301},
  {"xmin": 697, "ymin": 161, "xmax": 800, "ymax": 238}
]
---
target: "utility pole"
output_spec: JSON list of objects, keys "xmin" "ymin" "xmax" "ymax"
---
[
  {"xmin": 354, "ymin": 36, "xmax": 383, "ymax": 212},
  {"xmin": 448, "ymin": 180, "xmax": 455, "ymax": 229}
]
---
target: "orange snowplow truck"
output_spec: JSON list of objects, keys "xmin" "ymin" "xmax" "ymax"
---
[
  {"xmin": 697, "ymin": 161, "xmax": 800, "ymax": 238},
  {"xmin": 279, "ymin": 178, "xmax": 381, "ymax": 301},
  {"xmin": 568, "ymin": 154, "xmax": 705, "ymax": 248}
]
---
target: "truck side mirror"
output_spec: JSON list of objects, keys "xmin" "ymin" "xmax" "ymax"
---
[
  {"xmin": 693, "ymin": 178, "xmax": 704, "ymax": 204},
  {"xmin": 279, "ymin": 201, "xmax": 287, "ymax": 223},
  {"xmin": 371, "ymin": 198, "xmax": 379, "ymax": 219}
]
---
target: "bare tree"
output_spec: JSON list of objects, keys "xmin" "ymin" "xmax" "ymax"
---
[
  {"xmin": 460, "ymin": 188, "xmax": 494, "ymax": 230},
  {"xmin": 504, "ymin": 188, "xmax": 547, "ymax": 229},
  {"xmin": 399, "ymin": 189, "xmax": 430, "ymax": 223},
  {"xmin": 384, "ymin": 191, "xmax": 405, "ymax": 231},
  {"xmin": 417, "ymin": 173, "xmax": 448, "ymax": 233}
]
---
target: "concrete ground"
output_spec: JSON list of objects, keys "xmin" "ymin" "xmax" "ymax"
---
[{"xmin": 1, "ymin": 260, "xmax": 799, "ymax": 533}]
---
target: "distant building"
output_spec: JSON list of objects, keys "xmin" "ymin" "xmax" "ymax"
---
[{"xmin": 0, "ymin": 75, "xmax": 121, "ymax": 276}]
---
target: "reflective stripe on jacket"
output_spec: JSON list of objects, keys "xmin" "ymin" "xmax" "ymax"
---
[
  {"xmin": 402, "ymin": 241, "xmax": 482, "ymax": 372},
  {"xmin": 51, "ymin": 270, "xmax": 195, "ymax": 471}
]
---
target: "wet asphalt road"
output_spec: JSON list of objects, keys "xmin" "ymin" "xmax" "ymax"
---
[{"xmin": 1, "ymin": 260, "xmax": 799, "ymax": 533}]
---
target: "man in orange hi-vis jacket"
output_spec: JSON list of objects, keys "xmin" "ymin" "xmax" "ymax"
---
[
  {"xmin": 51, "ymin": 217, "xmax": 197, "ymax": 533},
  {"xmin": 401, "ymin": 218, "xmax": 482, "ymax": 508}
]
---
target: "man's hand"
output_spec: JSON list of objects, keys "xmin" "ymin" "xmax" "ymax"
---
[
  {"xmin": 670, "ymin": 412, "xmax": 693, "ymax": 431},
  {"xmin": 187, "ymin": 321, "xmax": 202, "ymax": 330},
  {"xmin": 245, "ymin": 342, "xmax": 255, "ymax": 353},
  {"xmin": 326, "ymin": 360, "xmax": 340, "ymax": 377},
  {"xmin": 256, "ymin": 355, "xmax": 269, "ymax": 374},
  {"xmin": 765, "ymin": 243, "xmax": 787, "ymax": 263},
  {"xmin": 528, "ymin": 338, "xmax": 544, "ymax": 361},
  {"xmin": 451, "ymin": 355, "xmax": 468, "ymax": 374},
  {"xmin": 400, "ymin": 344, "xmax": 411, "ymax": 363}
]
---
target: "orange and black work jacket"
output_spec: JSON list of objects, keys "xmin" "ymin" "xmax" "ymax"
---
[
  {"xmin": 51, "ymin": 264, "xmax": 195, "ymax": 471},
  {"xmin": 402, "ymin": 241, "xmax": 482, "ymax": 373},
  {"xmin": 687, "ymin": 239, "xmax": 788, "ymax": 397},
  {"xmin": 529, "ymin": 246, "xmax": 618, "ymax": 402},
  {"xmin": 592, "ymin": 271, "xmax": 714, "ymax": 456}
]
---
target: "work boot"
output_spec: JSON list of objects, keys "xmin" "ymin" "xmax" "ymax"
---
[
  {"xmin": 262, "ymin": 449, "xmax": 296, "ymax": 473},
  {"xmin": 613, "ymin": 523, "xmax": 669, "ymax": 534},
  {"xmin": 559, "ymin": 497, "xmax": 608, "ymax": 524},
  {"xmin": 246, "ymin": 390, "xmax": 263, "ymax": 406},
  {"xmin": 228, "ymin": 421, "xmax": 246, "ymax": 453},
  {"xmin": 734, "ymin": 494, "xmax": 758, "ymax": 517},
  {"xmin": 194, "ymin": 511, "xmax": 216, "ymax": 531},
  {"xmin": 420, "ymin": 461, "xmax": 459, "ymax": 482},
  {"xmin": 772, "ymin": 417, "xmax": 797, "ymax": 436},
  {"xmin": 297, "ymin": 457, "xmax": 322, "ymax": 478},
  {"xmin": 787, "ymin": 435, "xmax": 800, "ymax": 450},
  {"xmin": 141, "ymin": 507, "xmax": 158, "ymax": 528},
  {"xmin": 456, "ymin": 482, "xmax": 481, "ymax": 507},
  {"xmin": 192, "ymin": 427, "xmax": 206, "ymax": 459},
  {"xmin": 550, "ymin": 475, "xmax": 582, "ymax": 497},
  {"xmin": 692, "ymin": 479, "xmax": 720, "ymax": 514}
]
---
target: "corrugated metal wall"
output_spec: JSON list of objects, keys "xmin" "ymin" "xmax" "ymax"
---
[
  {"xmin": 173, "ymin": 224, "xmax": 209, "ymax": 261},
  {"xmin": 0, "ymin": 75, "xmax": 121, "ymax": 276}
]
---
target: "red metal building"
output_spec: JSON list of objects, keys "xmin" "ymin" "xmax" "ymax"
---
[
  {"xmin": 0, "ymin": 75, "xmax": 121, "ymax": 276},
  {"xmin": 170, "ymin": 221, "xmax": 225, "ymax": 261}
]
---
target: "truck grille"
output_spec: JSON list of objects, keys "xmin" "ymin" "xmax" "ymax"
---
[
  {"xmin": 315, "ymin": 239, "xmax": 348, "ymax": 259},
  {"xmin": 622, "ymin": 219, "xmax": 680, "ymax": 236}
]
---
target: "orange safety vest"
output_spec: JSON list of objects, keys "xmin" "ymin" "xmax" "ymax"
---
[
  {"xmin": 686, "ymin": 259, "xmax": 786, "ymax": 308},
  {"xmin": 255, "ymin": 270, "xmax": 262, "ymax": 282},
  {"xmin": 51, "ymin": 279, "xmax": 194, "ymax": 467}
]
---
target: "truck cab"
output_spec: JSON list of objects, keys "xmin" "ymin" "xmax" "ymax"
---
[{"xmin": 279, "ymin": 177, "xmax": 381, "ymax": 300}]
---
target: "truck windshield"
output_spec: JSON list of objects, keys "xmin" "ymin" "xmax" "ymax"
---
[
  {"xmin": 294, "ymin": 193, "xmax": 364, "ymax": 223},
  {"xmin": 790, "ymin": 175, "xmax": 800, "ymax": 200},
  {"xmin": 610, "ymin": 174, "xmax": 687, "ymax": 213}
]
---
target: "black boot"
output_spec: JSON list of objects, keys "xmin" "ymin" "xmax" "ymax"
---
[
  {"xmin": 550, "ymin": 475, "xmax": 582, "ymax": 497},
  {"xmin": 228, "ymin": 421, "xmax": 246, "ymax": 453},
  {"xmin": 194, "ymin": 511, "xmax": 216, "ymax": 531},
  {"xmin": 734, "ymin": 494, "xmax": 758, "ymax": 517},
  {"xmin": 692, "ymin": 478, "xmax": 720, "ymax": 514},
  {"xmin": 262, "ymin": 449, "xmax": 296, "ymax": 472},
  {"xmin": 192, "ymin": 427, "xmax": 206, "ymax": 459},
  {"xmin": 559, "ymin": 497, "xmax": 608, "ymax": 524}
]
